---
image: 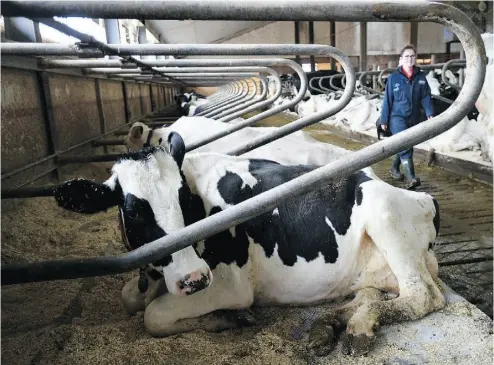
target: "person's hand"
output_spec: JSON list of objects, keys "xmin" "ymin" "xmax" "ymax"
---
[{"xmin": 381, "ymin": 124, "xmax": 388, "ymax": 131}]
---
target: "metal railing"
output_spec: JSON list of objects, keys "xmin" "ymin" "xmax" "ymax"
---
[{"xmin": 0, "ymin": 1, "xmax": 487, "ymax": 285}]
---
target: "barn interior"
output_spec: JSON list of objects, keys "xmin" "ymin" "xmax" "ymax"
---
[{"xmin": 1, "ymin": 1, "xmax": 493, "ymax": 364}]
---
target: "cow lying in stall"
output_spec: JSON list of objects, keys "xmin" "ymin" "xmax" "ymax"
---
[
  {"xmin": 54, "ymin": 132, "xmax": 445, "ymax": 356},
  {"xmin": 174, "ymin": 91, "xmax": 208, "ymax": 116},
  {"xmin": 124, "ymin": 116, "xmax": 350, "ymax": 166}
]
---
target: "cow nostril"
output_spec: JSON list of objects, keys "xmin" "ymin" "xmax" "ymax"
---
[{"xmin": 179, "ymin": 284, "xmax": 185, "ymax": 290}]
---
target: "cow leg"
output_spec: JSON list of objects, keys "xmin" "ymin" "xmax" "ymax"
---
[
  {"xmin": 121, "ymin": 274, "xmax": 167, "ymax": 315},
  {"xmin": 342, "ymin": 258, "xmax": 445, "ymax": 356},
  {"xmin": 143, "ymin": 269, "xmax": 254, "ymax": 336},
  {"xmin": 308, "ymin": 288, "xmax": 385, "ymax": 356}
]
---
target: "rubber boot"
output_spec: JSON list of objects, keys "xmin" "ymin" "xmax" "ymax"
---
[
  {"xmin": 390, "ymin": 154, "xmax": 404, "ymax": 181},
  {"xmin": 401, "ymin": 158, "xmax": 421, "ymax": 190}
]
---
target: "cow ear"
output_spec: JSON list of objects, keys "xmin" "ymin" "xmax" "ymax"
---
[
  {"xmin": 130, "ymin": 125, "xmax": 144, "ymax": 139},
  {"xmin": 168, "ymin": 131, "xmax": 185, "ymax": 168},
  {"xmin": 54, "ymin": 178, "xmax": 120, "ymax": 214}
]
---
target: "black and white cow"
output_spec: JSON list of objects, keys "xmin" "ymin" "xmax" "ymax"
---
[
  {"xmin": 54, "ymin": 133, "xmax": 445, "ymax": 356},
  {"xmin": 175, "ymin": 92, "xmax": 208, "ymax": 116}
]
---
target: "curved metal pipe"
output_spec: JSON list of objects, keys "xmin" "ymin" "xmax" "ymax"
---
[
  {"xmin": 441, "ymin": 59, "xmax": 466, "ymax": 91},
  {"xmin": 197, "ymin": 79, "xmax": 249, "ymax": 115},
  {"xmin": 308, "ymin": 77, "xmax": 327, "ymax": 94},
  {"xmin": 193, "ymin": 81, "xmax": 240, "ymax": 111},
  {"xmin": 0, "ymin": 1, "xmax": 487, "ymax": 286},
  {"xmin": 206, "ymin": 68, "xmax": 280, "ymax": 118},
  {"xmin": 213, "ymin": 75, "xmax": 271, "ymax": 119},
  {"xmin": 377, "ymin": 68, "xmax": 395, "ymax": 89},
  {"xmin": 359, "ymin": 70, "xmax": 384, "ymax": 96},
  {"xmin": 204, "ymin": 77, "xmax": 258, "ymax": 118},
  {"xmin": 199, "ymin": 79, "xmax": 251, "ymax": 116}
]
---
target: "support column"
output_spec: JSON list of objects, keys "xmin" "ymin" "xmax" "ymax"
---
[
  {"xmin": 138, "ymin": 26, "xmax": 154, "ymax": 60},
  {"xmin": 104, "ymin": 19, "xmax": 120, "ymax": 60},
  {"xmin": 329, "ymin": 21, "xmax": 336, "ymax": 70},
  {"xmin": 309, "ymin": 21, "xmax": 315, "ymax": 72},
  {"xmin": 410, "ymin": 22, "xmax": 418, "ymax": 48},
  {"xmin": 294, "ymin": 21, "xmax": 301, "ymax": 65},
  {"xmin": 372, "ymin": 64, "xmax": 378, "ymax": 90},
  {"xmin": 359, "ymin": 22, "xmax": 367, "ymax": 72},
  {"xmin": 459, "ymin": 49, "xmax": 465, "ymax": 86}
]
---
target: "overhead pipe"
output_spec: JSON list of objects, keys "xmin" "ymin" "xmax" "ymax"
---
[{"xmin": 23, "ymin": 16, "xmax": 189, "ymax": 86}]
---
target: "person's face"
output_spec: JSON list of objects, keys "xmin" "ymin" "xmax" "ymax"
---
[{"xmin": 400, "ymin": 49, "xmax": 416, "ymax": 68}]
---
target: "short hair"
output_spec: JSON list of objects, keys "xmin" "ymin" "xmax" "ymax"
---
[{"xmin": 400, "ymin": 45, "xmax": 417, "ymax": 57}]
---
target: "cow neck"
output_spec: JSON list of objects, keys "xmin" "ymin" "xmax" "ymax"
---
[{"xmin": 177, "ymin": 170, "xmax": 207, "ymax": 227}]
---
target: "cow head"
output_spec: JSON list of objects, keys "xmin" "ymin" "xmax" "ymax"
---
[
  {"xmin": 54, "ymin": 132, "xmax": 212, "ymax": 296},
  {"xmin": 125, "ymin": 122, "xmax": 166, "ymax": 151},
  {"xmin": 180, "ymin": 102, "xmax": 191, "ymax": 116},
  {"xmin": 126, "ymin": 122, "xmax": 150, "ymax": 151}
]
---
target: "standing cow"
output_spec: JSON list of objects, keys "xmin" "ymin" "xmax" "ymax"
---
[{"xmin": 54, "ymin": 132, "xmax": 445, "ymax": 356}]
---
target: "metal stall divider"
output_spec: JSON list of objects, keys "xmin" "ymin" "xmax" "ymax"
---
[
  {"xmin": 203, "ymin": 77, "xmax": 259, "ymax": 117},
  {"xmin": 212, "ymin": 76, "xmax": 271, "ymax": 119},
  {"xmin": 0, "ymin": 1, "xmax": 487, "ymax": 284}
]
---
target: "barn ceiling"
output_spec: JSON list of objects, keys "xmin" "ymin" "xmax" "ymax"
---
[
  {"xmin": 144, "ymin": 20, "xmax": 273, "ymax": 44},
  {"xmin": 142, "ymin": 1, "xmax": 490, "ymax": 45}
]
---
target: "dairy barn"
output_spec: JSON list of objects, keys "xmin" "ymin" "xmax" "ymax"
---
[{"xmin": 1, "ymin": 1, "xmax": 493, "ymax": 364}]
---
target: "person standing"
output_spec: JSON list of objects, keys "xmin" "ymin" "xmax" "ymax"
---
[{"xmin": 380, "ymin": 45, "xmax": 434, "ymax": 189}]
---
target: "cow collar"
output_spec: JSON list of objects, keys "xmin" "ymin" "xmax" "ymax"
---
[{"xmin": 143, "ymin": 129, "xmax": 154, "ymax": 148}]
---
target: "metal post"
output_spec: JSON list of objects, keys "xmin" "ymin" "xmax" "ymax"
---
[
  {"xmin": 104, "ymin": 19, "xmax": 120, "ymax": 59},
  {"xmin": 309, "ymin": 21, "xmax": 315, "ymax": 72},
  {"xmin": 138, "ymin": 25, "xmax": 153, "ymax": 60},
  {"xmin": 410, "ymin": 22, "xmax": 418, "ymax": 49},
  {"xmin": 94, "ymin": 79, "xmax": 108, "ymax": 154},
  {"xmin": 36, "ymin": 71, "xmax": 60, "ymax": 181},
  {"xmin": 294, "ymin": 21, "xmax": 301, "ymax": 65},
  {"xmin": 138, "ymin": 82, "xmax": 145, "ymax": 115},
  {"xmin": 329, "ymin": 21, "xmax": 336, "ymax": 70},
  {"xmin": 149, "ymin": 84, "xmax": 155, "ymax": 111},
  {"xmin": 459, "ymin": 49, "xmax": 465, "ymax": 87},
  {"xmin": 372, "ymin": 63, "xmax": 377, "ymax": 90},
  {"xmin": 359, "ymin": 22, "xmax": 367, "ymax": 72},
  {"xmin": 3, "ymin": 17, "xmax": 38, "ymax": 42},
  {"xmin": 121, "ymin": 81, "xmax": 130, "ymax": 122}
]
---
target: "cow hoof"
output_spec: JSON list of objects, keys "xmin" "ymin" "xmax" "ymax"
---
[
  {"xmin": 233, "ymin": 309, "xmax": 257, "ymax": 327},
  {"xmin": 341, "ymin": 331, "xmax": 376, "ymax": 356},
  {"xmin": 307, "ymin": 320, "xmax": 336, "ymax": 356}
]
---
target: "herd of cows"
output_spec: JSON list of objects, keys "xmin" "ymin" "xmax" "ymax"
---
[{"xmin": 51, "ymin": 75, "xmax": 450, "ymax": 355}]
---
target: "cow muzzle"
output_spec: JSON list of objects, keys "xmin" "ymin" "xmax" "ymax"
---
[{"xmin": 176, "ymin": 269, "xmax": 212, "ymax": 296}]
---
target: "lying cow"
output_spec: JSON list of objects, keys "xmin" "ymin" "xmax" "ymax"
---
[
  {"xmin": 175, "ymin": 92, "xmax": 208, "ymax": 116},
  {"xmin": 54, "ymin": 132, "xmax": 445, "ymax": 356},
  {"xmin": 125, "ymin": 116, "xmax": 351, "ymax": 166}
]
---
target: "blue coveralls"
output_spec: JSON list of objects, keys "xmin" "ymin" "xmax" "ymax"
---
[{"xmin": 380, "ymin": 66, "xmax": 435, "ymax": 159}]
